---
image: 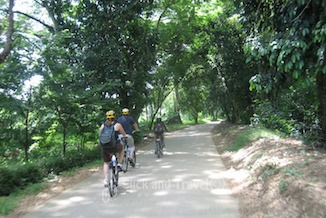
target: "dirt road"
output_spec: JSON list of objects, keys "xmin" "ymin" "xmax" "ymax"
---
[{"xmin": 21, "ymin": 122, "xmax": 240, "ymax": 218}]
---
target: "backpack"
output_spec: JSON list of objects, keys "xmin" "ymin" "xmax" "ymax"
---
[
  {"xmin": 154, "ymin": 122, "xmax": 164, "ymax": 134},
  {"xmin": 99, "ymin": 123, "xmax": 116, "ymax": 148}
]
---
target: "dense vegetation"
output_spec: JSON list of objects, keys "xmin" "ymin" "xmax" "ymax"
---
[{"xmin": 1, "ymin": 0, "xmax": 325, "ymax": 196}]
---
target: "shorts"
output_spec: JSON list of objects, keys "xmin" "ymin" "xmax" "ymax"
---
[
  {"xmin": 101, "ymin": 143, "xmax": 123, "ymax": 163},
  {"xmin": 118, "ymin": 134, "xmax": 135, "ymax": 151}
]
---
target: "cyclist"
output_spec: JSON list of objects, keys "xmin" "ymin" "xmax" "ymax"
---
[
  {"xmin": 99, "ymin": 110, "xmax": 128, "ymax": 187},
  {"xmin": 117, "ymin": 108, "xmax": 140, "ymax": 165},
  {"xmin": 154, "ymin": 115, "xmax": 168, "ymax": 149}
]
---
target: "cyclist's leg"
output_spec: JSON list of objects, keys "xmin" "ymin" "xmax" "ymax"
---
[
  {"xmin": 115, "ymin": 143, "xmax": 124, "ymax": 164},
  {"xmin": 127, "ymin": 136, "xmax": 135, "ymax": 159},
  {"xmin": 101, "ymin": 147, "xmax": 112, "ymax": 185},
  {"xmin": 161, "ymin": 133, "xmax": 165, "ymax": 147},
  {"xmin": 154, "ymin": 133, "xmax": 158, "ymax": 154}
]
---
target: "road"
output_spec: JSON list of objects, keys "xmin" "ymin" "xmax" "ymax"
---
[{"xmin": 22, "ymin": 122, "xmax": 240, "ymax": 218}]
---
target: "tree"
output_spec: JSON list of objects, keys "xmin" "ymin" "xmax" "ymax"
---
[
  {"xmin": 179, "ymin": 64, "xmax": 207, "ymax": 124},
  {"xmin": 235, "ymin": 0, "xmax": 326, "ymax": 140},
  {"xmin": 147, "ymin": 0, "xmax": 205, "ymax": 126}
]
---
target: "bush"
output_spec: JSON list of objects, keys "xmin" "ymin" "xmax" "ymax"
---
[
  {"xmin": 40, "ymin": 146, "xmax": 101, "ymax": 175},
  {"xmin": 0, "ymin": 167, "xmax": 16, "ymax": 196},
  {"xmin": 133, "ymin": 131, "xmax": 143, "ymax": 144},
  {"xmin": 0, "ymin": 146, "xmax": 102, "ymax": 196},
  {"xmin": 252, "ymin": 97, "xmax": 322, "ymax": 145},
  {"xmin": 0, "ymin": 162, "xmax": 42, "ymax": 196}
]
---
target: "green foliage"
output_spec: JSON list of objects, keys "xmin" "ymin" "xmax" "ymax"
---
[
  {"xmin": 40, "ymin": 147, "xmax": 101, "ymax": 175},
  {"xmin": 0, "ymin": 147, "xmax": 101, "ymax": 197},
  {"xmin": 296, "ymin": 160, "xmax": 310, "ymax": 167},
  {"xmin": 165, "ymin": 123, "xmax": 190, "ymax": 131},
  {"xmin": 203, "ymin": 13, "xmax": 256, "ymax": 124},
  {"xmin": 278, "ymin": 180, "xmax": 290, "ymax": 192},
  {"xmin": 259, "ymin": 162, "xmax": 279, "ymax": 180},
  {"xmin": 228, "ymin": 128, "xmax": 282, "ymax": 152},
  {"xmin": 0, "ymin": 162, "xmax": 43, "ymax": 196},
  {"xmin": 283, "ymin": 166, "xmax": 304, "ymax": 179},
  {"xmin": 251, "ymin": 82, "xmax": 322, "ymax": 144},
  {"xmin": 237, "ymin": 0, "xmax": 326, "ymax": 140},
  {"xmin": 179, "ymin": 64, "xmax": 207, "ymax": 124},
  {"xmin": 132, "ymin": 131, "xmax": 143, "ymax": 144},
  {"xmin": 0, "ymin": 196, "xmax": 18, "ymax": 215}
]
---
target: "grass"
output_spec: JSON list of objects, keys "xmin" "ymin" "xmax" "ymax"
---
[
  {"xmin": 0, "ymin": 182, "xmax": 47, "ymax": 215},
  {"xmin": 227, "ymin": 128, "xmax": 283, "ymax": 152},
  {"xmin": 279, "ymin": 180, "xmax": 290, "ymax": 192},
  {"xmin": 0, "ymin": 196, "xmax": 19, "ymax": 215},
  {"xmin": 166, "ymin": 123, "xmax": 190, "ymax": 131},
  {"xmin": 140, "ymin": 118, "xmax": 210, "ymax": 133},
  {"xmin": 0, "ymin": 160, "xmax": 103, "ymax": 216}
]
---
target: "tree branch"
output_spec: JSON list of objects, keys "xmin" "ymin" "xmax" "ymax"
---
[
  {"xmin": 292, "ymin": 0, "xmax": 312, "ymax": 22},
  {"xmin": 156, "ymin": 3, "xmax": 175, "ymax": 29},
  {"xmin": 13, "ymin": 10, "xmax": 55, "ymax": 33}
]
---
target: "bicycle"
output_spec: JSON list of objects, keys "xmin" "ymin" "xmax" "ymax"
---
[
  {"xmin": 103, "ymin": 152, "xmax": 119, "ymax": 198},
  {"xmin": 155, "ymin": 134, "xmax": 163, "ymax": 158}
]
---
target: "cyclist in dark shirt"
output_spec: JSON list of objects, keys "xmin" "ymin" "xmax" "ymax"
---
[
  {"xmin": 117, "ymin": 108, "xmax": 140, "ymax": 164},
  {"xmin": 154, "ymin": 115, "xmax": 168, "ymax": 149}
]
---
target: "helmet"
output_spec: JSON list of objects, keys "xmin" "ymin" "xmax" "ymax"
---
[
  {"xmin": 157, "ymin": 115, "xmax": 161, "ymax": 122},
  {"xmin": 106, "ymin": 110, "xmax": 115, "ymax": 119},
  {"xmin": 122, "ymin": 108, "xmax": 129, "ymax": 115}
]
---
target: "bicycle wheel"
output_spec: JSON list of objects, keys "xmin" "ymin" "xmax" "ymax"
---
[
  {"xmin": 133, "ymin": 150, "xmax": 136, "ymax": 166},
  {"xmin": 156, "ymin": 141, "xmax": 161, "ymax": 158},
  {"xmin": 110, "ymin": 166, "xmax": 118, "ymax": 197},
  {"xmin": 160, "ymin": 141, "xmax": 163, "ymax": 156},
  {"xmin": 122, "ymin": 153, "xmax": 128, "ymax": 172},
  {"xmin": 102, "ymin": 188, "xmax": 110, "ymax": 203},
  {"xmin": 108, "ymin": 165, "xmax": 115, "ymax": 197}
]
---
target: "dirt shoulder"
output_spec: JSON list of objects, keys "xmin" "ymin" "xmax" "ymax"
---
[{"xmin": 211, "ymin": 121, "xmax": 326, "ymax": 218}]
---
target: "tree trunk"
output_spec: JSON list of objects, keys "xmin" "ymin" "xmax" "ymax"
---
[
  {"xmin": 194, "ymin": 114, "xmax": 198, "ymax": 124},
  {"xmin": 316, "ymin": 72, "xmax": 326, "ymax": 141},
  {"xmin": 222, "ymin": 104, "xmax": 231, "ymax": 122},
  {"xmin": 25, "ymin": 112, "xmax": 29, "ymax": 161},
  {"xmin": 231, "ymin": 98, "xmax": 239, "ymax": 125},
  {"xmin": 0, "ymin": 0, "xmax": 14, "ymax": 64},
  {"xmin": 63, "ymin": 126, "xmax": 67, "ymax": 154},
  {"xmin": 174, "ymin": 87, "xmax": 179, "ymax": 113}
]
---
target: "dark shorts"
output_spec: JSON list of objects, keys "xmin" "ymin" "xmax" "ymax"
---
[{"xmin": 101, "ymin": 143, "xmax": 123, "ymax": 162}]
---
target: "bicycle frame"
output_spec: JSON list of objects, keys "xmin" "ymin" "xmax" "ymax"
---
[
  {"xmin": 156, "ymin": 135, "xmax": 163, "ymax": 158},
  {"xmin": 107, "ymin": 153, "xmax": 119, "ymax": 197}
]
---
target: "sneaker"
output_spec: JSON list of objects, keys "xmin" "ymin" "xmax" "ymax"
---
[
  {"xmin": 104, "ymin": 180, "xmax": 108, "ymax": 187},
  {"xmin": 117, "ymin": 163, "xmax": 123, "ymax": 171},
  {"xmin": 129, "ymin": 158, "xmax": 135, "ymax": 167}
]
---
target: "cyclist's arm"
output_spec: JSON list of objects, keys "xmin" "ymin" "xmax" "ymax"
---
[
  {"xmin": 99, "ymin": 124, "xmax": 104, "ymax": 137},
  {"xmin": 162, "ymin": 122, "xmax": 168, "ymax": 131},
  {"xmin": 133, "ymin": 122, "xmax": 140, "ymax": 132}
]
